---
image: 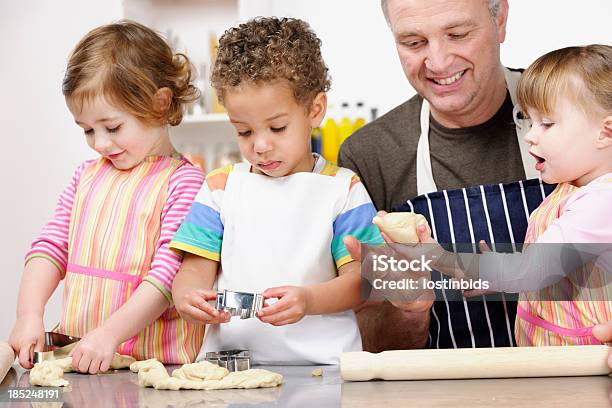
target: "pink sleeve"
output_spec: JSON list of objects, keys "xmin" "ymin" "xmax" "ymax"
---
[
  {"xmin": 25, "ymin": 161, "xmax": 89, "ymax": 277},
  {"xmin": 536, "ymin": 184, "xmax": 612, "ymax": 244},
  {"xmin": 142, "ymin": 163, "xmax": 205, "ymax": 303}
]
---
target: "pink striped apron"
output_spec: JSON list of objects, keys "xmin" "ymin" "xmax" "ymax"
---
[
  {"xmin": 58, "ymin": 156, "xmax": 204, "ymax": 363},
  {"xmin": 516, "ymin": 182, "xmax": 609, "ymax": 346}
]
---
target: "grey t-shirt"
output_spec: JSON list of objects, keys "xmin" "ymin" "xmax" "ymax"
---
[{"xmin": 338, "ymin": 91, "xmax": 526, "ymax": 211}]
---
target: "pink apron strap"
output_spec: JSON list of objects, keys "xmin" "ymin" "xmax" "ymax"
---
[
  {"xmin": 67, "ymin": 263, "xmax": 142, "ymax": 286},
  {"xmin": 67, "ymin": 263, "xmax": 142, "ymax": 355},
  {"xmin": 517, "ymin": 304, "xmax": 602, "ymax": 344}
]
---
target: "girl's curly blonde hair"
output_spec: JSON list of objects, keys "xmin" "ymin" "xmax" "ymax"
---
[
  {"xmin": 63, "ymin": 20, "xmax": 199, "ymax": 126},
  {"xmin": 211, "ymin": 17, "xmax": 331, "ymax": 110}
]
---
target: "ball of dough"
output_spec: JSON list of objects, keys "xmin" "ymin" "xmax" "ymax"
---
[{"xmin": 372, "ymin": 212, "xmax": 430, "ymax": 244}]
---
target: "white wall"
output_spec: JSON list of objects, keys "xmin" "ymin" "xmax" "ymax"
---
[
  {"xmin": 0, "ymin": 0, "xmax": 610, "ymax": 341},
  {"xmin": 242, "ymin": 0, "xmax": 612, "ymax": 118},
  {"xmin": 0, "ymin": 1, "xmax": 122, "ymax": 340}
]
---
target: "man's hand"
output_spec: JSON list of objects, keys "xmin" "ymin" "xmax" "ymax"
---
[
  {"xmin": 344, "ymin": 230, "xmax": 433, "ymax": 351},
  {"xmin": 344, "ymin": 229, "xmax": 435, "ymax": 314}
]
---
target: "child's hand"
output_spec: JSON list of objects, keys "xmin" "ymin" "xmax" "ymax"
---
[
  {"xmin": 70, "ymin": 326, "xmax": 119, "ymax": 374},
  {"xmin": 462, "ymin": 240, "xmax": 497, "ymax": 298},
  {"xmin": 174, "ymin": 289, "xmax": 231, "ymax": 325},
  {"xmin": 257, "ymin": 286, "xmax": 309, "ymax": 326},
  {"xmin": 593, "ymin": 321, "xmax": 612, "ymax": 368},
  {"xmin": 8, "ymin": 314, "xmax": 45, "ymax": 369}
]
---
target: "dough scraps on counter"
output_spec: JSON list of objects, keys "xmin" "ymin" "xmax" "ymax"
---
[
  {"xmin": 130, "ymin": 359, "xmax": 283, "ymax": 391},
  {"xmin": 30, "ymin": 354, "xmax": 135, "ymax": 387}
]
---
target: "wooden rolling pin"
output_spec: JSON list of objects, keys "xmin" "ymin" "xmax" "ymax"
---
[
  {"xmin": 0, "ymin": 342, "xmax": 16, "ymax": 384},
  {"xmin": 341, "ymin": 346, "xmax": 610, "ymax": 381}
]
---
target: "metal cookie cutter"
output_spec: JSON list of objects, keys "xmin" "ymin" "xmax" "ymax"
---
[
  {"xmin": 215, "ymin": 289, "xmax": 264, "ymax": 319},
  {"xmin": 32, "ymin": 332, "xmax": 81, "ymax": 364},
  {"xmin": 205, "ymin": 350, "xmax": 251, "ymax": 372}
]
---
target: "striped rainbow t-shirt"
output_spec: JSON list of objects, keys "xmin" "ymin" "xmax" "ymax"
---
[{"xmin": 170, "ymin": 154, "xmax": 384, "ymax": 268}]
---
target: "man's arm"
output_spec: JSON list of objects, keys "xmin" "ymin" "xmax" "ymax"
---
[
  {"xmin": 344, "ymin": 235, "xmax": 432, "ymax": 351},
  {"xmin": 356, "ymin": 301, "xmax": 430, "ymax": 352}
]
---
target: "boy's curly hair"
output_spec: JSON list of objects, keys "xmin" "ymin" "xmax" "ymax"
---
[{"xmin": 211, "ymin": 17, "xmax": 331, "ymax": 109}]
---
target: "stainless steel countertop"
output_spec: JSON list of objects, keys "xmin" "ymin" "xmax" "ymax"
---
[{"xmin": 2, "ymin": 363, "xmax": 612, "ymax": 407}]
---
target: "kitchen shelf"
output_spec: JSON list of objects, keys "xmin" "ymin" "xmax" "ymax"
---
[{"xmin": 182, "ymin": 112, "xmax": 229, "ymax": 124}]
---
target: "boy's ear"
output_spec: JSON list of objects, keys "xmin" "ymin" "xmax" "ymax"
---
[
  {"xmin": 596, "ymin": 115, "xmax": 612, "ymax": 148},
  {"xmin": 153, "ymin": 87, "xmax": 173, "ymax": 113},
  {"xmin": 309, "ymin": 92, "xmax": 327, "ymax": 128}
]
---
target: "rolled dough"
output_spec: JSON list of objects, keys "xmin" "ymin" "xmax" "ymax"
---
[{"xmin": 0, "ymin": 342, "xmax": 15, "ymax": 384}]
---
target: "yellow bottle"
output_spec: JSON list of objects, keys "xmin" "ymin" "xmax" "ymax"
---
[
  {"xmin": 209, "ymin": 33, "xmax": 226, "ymax": 114},
  {"xmin": 321, "ymin": 117, "xmax": 339, "ymax": 164},
  {"xmin": 353, "ymin": 101, "xmax": 367, "ymax": 132},
  {"xmin": 338, "ymin": 102, "xmax": 354, "ymax": 147}
]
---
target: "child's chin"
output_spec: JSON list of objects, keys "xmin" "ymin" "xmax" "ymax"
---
[{"xmin": 540, "ymin": 174, "xmax": 559, "ymax": 185}]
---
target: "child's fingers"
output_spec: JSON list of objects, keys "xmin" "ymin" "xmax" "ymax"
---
[
  {"xmin": 76, "ymin": 350, "xmax": 92, "ymax": 373},
  {"xmin": 76, "ymin": 351, "xmax": 91, "ymax": 373},
  {"xmin": 190, "ymin": 294, "xmax": 219, "ymax": 316},
  {"xmin": 479, "ymin": 240, "xmax": 492, "ymax": 253},
  {"xmin": 183, "ymin": 304, "xmax": 218, "ymax": 323},
  {"xmin": 417, "ymin": 225, "xmax": 435, "ymax": 244},
  {"xmin": 218, "ymin": 311, "xmax": 232, "ymax": 323},
  {"xmin": 70, "ymin": 347, "xmax": 82, "ymax": 371},
  {"xmin": 89, "ymin": 357, "xmax": 102, "ymax": 375},
  {"xmin": 593, "ymin": 321, "xmax": 612, "ymax": 344},
  {"xmin": 19, "ymin": 333, "xmax": 45, "ymax": 368},
  {"xmin": 258, "ymin": 297, "xmax": 290, "ymax": 318},
  {"xmin": 259, "ymin": 308, "xmax": 297, "ymax": 326},
  {"xmin": 195, "ymin": 289, "xmax": 219, "ymax": 302},
  {"xmin": 100, "ymin": 356, "xmax": 111, "ymax": 373},
  {"xmin": 376, "ymin": 210, "xmax": 388, "ymax": 217},
  {"xmin": 267, "ymin": 318, "xmax": 296, "ymax": 326},
  {"xmin": 262, "ymin": 286, "xmax": 288, "ymax": 299},
  {"xmin": 18, "ymin": 344, "xmax": 33, "ymax": 369}
]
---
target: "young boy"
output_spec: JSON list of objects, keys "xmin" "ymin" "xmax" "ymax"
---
[{"xmin": 169, "ymin": 17, "xmax": 383, "ymax": 364}]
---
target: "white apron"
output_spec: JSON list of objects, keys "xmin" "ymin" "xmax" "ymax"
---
[
  {"xmin": 416, "ymin": 67, "xmax": 538, "ymax": 195},
  {"xmin": 199, "ymin": 162, "xmax": 362, "ymax": 365}
]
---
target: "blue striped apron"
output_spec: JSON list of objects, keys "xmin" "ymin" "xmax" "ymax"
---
[{"xmin": 395, "ymin": 179, "xmax": 556, "ymax": 347}]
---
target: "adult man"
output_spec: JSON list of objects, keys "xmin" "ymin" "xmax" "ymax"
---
[{"xmin": 339, "ymin": 0, "xmax": 541, "ymax": 351}]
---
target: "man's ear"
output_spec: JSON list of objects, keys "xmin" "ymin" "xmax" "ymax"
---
[
  {"xmin": 309, "ymin": 92, "xmax": 327, "ymax": 128},
  {"xmin": 596, "ymin": 115, "xmax": 612, "ymax": 148},
  {"xmin": 153, "ymin": 87, "xmax": 173, "ymax": 114},
  {"xmin": 496, "ymin": 0, "xmax": 509, "ymax": 44}
]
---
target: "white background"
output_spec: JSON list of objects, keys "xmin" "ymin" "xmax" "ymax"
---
[{"xmin": 0, "ymin": 0, "xmax": 610, "ymax": 340}]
